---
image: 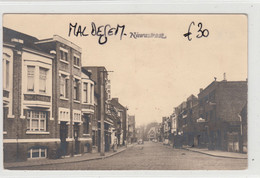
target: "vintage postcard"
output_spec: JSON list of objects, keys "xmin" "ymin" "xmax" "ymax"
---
[{"xmin": 2, "ymin": 14, "xmax": 247, "ymax": 170}]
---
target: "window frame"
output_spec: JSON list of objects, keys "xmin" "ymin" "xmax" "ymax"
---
[
  {"xmin": 27, "ymin": 66, "xmax": 35, "ymax": 92},
  {"xmin": 60, "ymin": 50, "xmax": 68, "ymax": 62},
  {"xmin": 27, "ymin": 110, "xmax": 47, "ymax": 132},
  {"xmin": 27, "ymin": 147, "xmax": 47, "ymax": 159},
  {"xmin": 73, "ymin": 79, "xmax": 80, "ymax": 101},
  {"xmin": 39, "ymin": 67, "xmax": 48, "ymax": 93},
  {"xmin": 60, "ymin": 74, "xmax": 69, "ymax": 98},
  {"xmin": 83, "ymin": 83, "xmax": 88, "ymax": 103}
]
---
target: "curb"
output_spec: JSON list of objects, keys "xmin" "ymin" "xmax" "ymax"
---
[
  {"xmin": 5, "ymin": 147, "xmax": 128, "ymax": 169},
  {"xmin": 182, "ymin": 148, "xmax": 247, "ymax": 160}
]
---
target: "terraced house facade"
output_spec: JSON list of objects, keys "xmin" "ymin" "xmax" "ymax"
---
[{"xmin": 3, "ymin": 27, "xmax": 94, "ymax": 162}]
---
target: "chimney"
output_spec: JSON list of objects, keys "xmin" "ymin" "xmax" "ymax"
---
[
  {"xmin": 200, "ymin": 88, "xmax": 203, "ymax": 93},
  {"xmin": 223, "ymin": 73, "xmax": 227, "ymax": 81}
]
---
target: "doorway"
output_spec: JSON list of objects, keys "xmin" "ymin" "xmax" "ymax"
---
[
  {"xmin": 74, "ymin": 123, "xmax": 80, "ymax": 154},
  {"xmin": 60, "ymin": 122, "xmax": 68, "ymax": 156}
]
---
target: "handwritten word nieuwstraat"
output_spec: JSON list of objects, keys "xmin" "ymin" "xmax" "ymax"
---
[
  {"xmin": 130, "ymin": 32, "xmax": 167, "ymax": 39},
  {"xmin": 68, "ymin": 22, "xmax": 127, "ymax": 45}
]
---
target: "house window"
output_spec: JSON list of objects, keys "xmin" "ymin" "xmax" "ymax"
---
[
  {"xmin": 73, "ymin": 79, "xmax": 79, "ymax": 100},
  {"xmin": 73, "ymin": 112, "xmax": 81, "ymax": 122},
  {"xmin": 27, "ymin": 111, "xmax": 47, "ymax": 131},
  {"xmin": 39, "ymin": 68, "xmax": 48, "ymax": 93},
  {"xmin": 83, "ymin": 115, "xmax": 90, "ymax": 134},
  {"xmin": 90, "ymin": 84, "xmax": 93, "ymax": 104},
  {"xmin": 60, "ymin": 75, "xmax": 68, "ymax": 98},
  {"xmin": 73, "ymin": 56, "xmax": 80, "ymax": 66},
  {"xmin": 27, "ymin": 66, "xmax": 35, "ymax": 92},
  {"xmin": 83, "ymin": 83, "xmax": 88, "ymax": 103},
  {"xmin": 27, "ymin": 148, "xmax": 47, "ymax": 159},
  {"xmin": 60, "ymin": 50, "xmax": 68, "ymax": 61},
  {"xmin": 5, "ymin": 60, "xmax": 9, "ymax": 89}
]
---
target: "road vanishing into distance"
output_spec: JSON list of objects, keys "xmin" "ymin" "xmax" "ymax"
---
[{"xmin": 12, "ymin": 142, "xmax": 247, "ymax": 170}]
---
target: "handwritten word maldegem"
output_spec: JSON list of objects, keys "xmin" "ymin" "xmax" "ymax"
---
[
  {"xmin": 130, "ymin": 32, "xmax": 167, "ymax": 39},
  {"xmin": 68, "ymin": 22, "xmax": 127, "ymax": 45}
]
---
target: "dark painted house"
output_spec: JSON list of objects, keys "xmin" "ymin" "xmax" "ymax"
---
[
  {"xmin": 83, "ymin": 66, "xmax": 113, "ymax": 152},
  {"xmin": 198, "ymin": 79, "xmax": 247, "ymax": 152}
]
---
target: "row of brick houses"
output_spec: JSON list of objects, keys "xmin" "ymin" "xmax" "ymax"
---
[
  {"xmin": 158, "ymin": 77, "xmax": 247, "ymax": 153},
  {"xmin": 2, "ymin": 27, "xmax": 135, "ymax": 162}
]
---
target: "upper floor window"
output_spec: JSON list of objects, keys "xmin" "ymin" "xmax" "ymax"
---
[
  {"xmin": 39, "ymin": 67, "xmax": 48, "ymax": 93},
  {"xmin": 27, "ymin": 66, "xmax": 35, "ymax": 92},
  {"xmin": 27, "ymin": 66, "xmax": 49, "ymax": 93},
  {"xmin": 73, "ymin": 56, "xmax": 80, "ymax": 66},
  {"xmin": 83, "ymin": 83, "xmax": 88, "ymax": 103},
  {"xmin": 27, "ymin": 110, "xmax": 47, "ymax": 132},
  {"xmin": 73, "ymin": 79, "xmax": 80, "ymax": 101},
  {"xmin": 5, "ymin": 60, "xmax": 10, "ymax": 89},
  {"xmin": 60, "ymin": 50, "xmax": 68, "ymax": 62},
  {"xmin": 90, "ymin": 84, "xmax": 93, "ymax": 103},
  {"xmin": 60, "ymin": 74, "xmax": 69, "ymax": 98},
  {"xmin": 3, "ymin": 52, "xmax": 12, "ymax": 90}
]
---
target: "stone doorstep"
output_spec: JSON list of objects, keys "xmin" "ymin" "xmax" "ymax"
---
[{"xmin": 4, "ymin": 147, "xmax": 128, "ymax": 169}]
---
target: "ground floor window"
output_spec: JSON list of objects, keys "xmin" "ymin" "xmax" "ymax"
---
[
  {"xmin": 27, "ymin": 110, "xmax": 47, "ymax": 131},
  {"xmin": 27, "ymin": 147, "xmax": 47, "ymax": 159}
]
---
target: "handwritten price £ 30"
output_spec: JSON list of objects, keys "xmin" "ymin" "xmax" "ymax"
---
[{"xmin": 183, "ymin": 22, "xmax": 209, "ymax": 41}]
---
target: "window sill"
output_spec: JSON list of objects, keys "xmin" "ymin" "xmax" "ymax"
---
[
  {"xmin": 83, "ymin": 134, "xmax": 90, "ymax": 137},
  {"xmin": 73, "ymin": 65, "xmax": 80, "ymax": 69},
  {"xmin": 74, "ymin": 100, "xmax": 80, "ymax": 103},
  {"xmin": 24, "ymin": 92, "xmax": 51, "ymax": 97},
  {"xmin": 3, "ymin": 131, "xmax": 7, "ymax": 135},
  {"xmin": 28, "ymin": 157, "xmax": 47, "ymax": 160},
  {"xmin": 82, "ymin": 102, "xmax": 94, "ymax": 105},
  {"xmin": 3, "ymin": 88, "xmax": 10, "ymax": 92},
  {"xmin": 60, "ymin": 97, "xmax": 69, "ymax": 101},
  {"xmin": 26, "ymin": 131, "xmax": 50, "ymax": 135},
  {"xmin": 8, "ymin": 115, "xmax": 15, "ymax": 119},
  {"xmin": 60, "ymin": 59, "xmax": 69, "ymax": 64}
]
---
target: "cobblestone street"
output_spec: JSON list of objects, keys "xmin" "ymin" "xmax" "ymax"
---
[{"xmin": 11, "ymin": 142, "xmax": 247, "ymax": 170}]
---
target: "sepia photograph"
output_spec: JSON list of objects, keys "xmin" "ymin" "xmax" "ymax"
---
[{"xmin": 2, "ymin": 14, "xmax": 247, "ymax": 170}]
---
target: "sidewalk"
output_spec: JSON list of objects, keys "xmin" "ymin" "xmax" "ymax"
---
[
  {"xmin": 4, "ymin": 144, "xmax": 134, "ymax": 169},
  {"xmin": 182, "ymin": 146, "xmax": 247, "ymax": 159}
]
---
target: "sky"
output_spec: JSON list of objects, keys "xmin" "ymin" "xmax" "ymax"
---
[{"xmin": 3, "ymin": 14, "xmax": 247, "ymax": 126}]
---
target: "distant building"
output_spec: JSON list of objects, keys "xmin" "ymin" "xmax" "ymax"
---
[
  {"xmin": 147, "ymin": 127, "xmax": 157, "ymax": 141},
  {"xmin": 128, "ymin": 115, "xmax": 136, "ymax": 143},
  {"xmin": 110, "ymin": 98, "xmax": 128, "ymax": 146}
]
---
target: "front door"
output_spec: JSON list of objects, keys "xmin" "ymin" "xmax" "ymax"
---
[
  {"xmin": 74, "ymin": 123, "xmax": 80, "ymax": 154},
  {"xmin": 60, "ymin": 122, "xmax": 68, "ymax": 156}
]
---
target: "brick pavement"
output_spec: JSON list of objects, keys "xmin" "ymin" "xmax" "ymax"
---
[{"xmin": 4, "ymin": 145, "xmax": 133, "ymax": 169}]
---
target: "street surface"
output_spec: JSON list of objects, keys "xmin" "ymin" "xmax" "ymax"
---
[{"xmin": 12, "ymin": 142, "xmax": 247, "ymax": 170}]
